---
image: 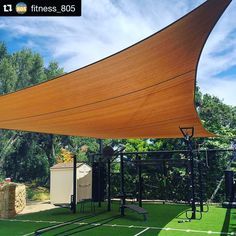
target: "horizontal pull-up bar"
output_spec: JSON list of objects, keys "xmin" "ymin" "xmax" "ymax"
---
[{"xmin": 91, "ymin": 148, "xmax": 235, "ymax": 156}]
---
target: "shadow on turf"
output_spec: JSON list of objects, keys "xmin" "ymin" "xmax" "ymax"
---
[
  {"xmin": 53, "ymin": 215, "xmax": 121, "ymax": 236},
  {"xmin": 172, "ymin": 206, "xmax": 191, "ymax": 220},
  {"xmin": 34, "ymin": 210, "xmax": 107, "ymax": 236},
  {"xmin": 31, "ymin": 202, "xmax": 195, "ymax": 235},
  {"xmin": 221, "ymin": 208, "xmax": 236, "ymax": 235},
  {"xmin": 221, "ymin": 208, "xmax": 231, "ymax": 235}
]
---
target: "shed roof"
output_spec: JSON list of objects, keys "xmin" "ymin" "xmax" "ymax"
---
[
  {"xmin": 50, "ymin": 163, "xmax": 84, "ymax": 170},
  {"xmin": 0, "ymin": 0, "xmax": 231, "ymax": 138}
]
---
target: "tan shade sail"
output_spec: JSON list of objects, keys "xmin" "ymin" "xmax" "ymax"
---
[{"xmin": 0, "ymin": 0, "xmax": 231, "ymax": 139}]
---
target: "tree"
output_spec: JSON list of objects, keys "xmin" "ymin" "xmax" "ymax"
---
[
  {"xmin": 45, "ymin": 61, "xmax": 64, "ymax": 79},
  {"xmin": 0, "ymin": 43, "xmax": 8, "ymax": 61},
  {"xmin": 11, "ymin": 49, "xmax": 48, "ymax": 89},
  {"xmin": 0, "ymin": 58, "xmax": 17, "ymax": 94},
  {"xmin": 199, "ymin": 94, "xmax": 236, "ymax": 137},
  {"xmin": 0, "ymin": 46, "xmax": 65, "ymax": 184},
  {"xmin": 3, "ymin": 133, "xmax": 49, "ymax": 183}
]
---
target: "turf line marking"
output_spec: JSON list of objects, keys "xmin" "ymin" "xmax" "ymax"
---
[
  {"xmin": 22, "ymin": 232, "xmax": 34, "ymax": 236},
  {"xmin": 134, "ymin": 227, "xmax": 150, "ymax": 236},
  {"xmin": 1, "ymin": 219, "xmax": 235, "ymax": 235},
  {"xmin": 92, "ymin": 223, "xmax": 101, "ymax": 226},
  {"xmin": 75, "ymin": 222, "xmax": 87, "ymax": 225},
  {"xmin": 0, "ymin": 219, "xmax": 64, "ymax": 224}
]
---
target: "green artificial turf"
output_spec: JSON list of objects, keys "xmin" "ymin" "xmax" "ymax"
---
[{"xmin": 0, "ymin": 201, "xmax": 235, "ymax": 236}]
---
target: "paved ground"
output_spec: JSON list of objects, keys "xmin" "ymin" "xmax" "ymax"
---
[{"xmin": 19, "ymin": 201, "xmax": 58, "ymax": 215}]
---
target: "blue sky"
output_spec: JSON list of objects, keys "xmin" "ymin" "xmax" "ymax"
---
[{"xmin": 0, "ymin": 0, "xmax": 236, "ymax": 106}]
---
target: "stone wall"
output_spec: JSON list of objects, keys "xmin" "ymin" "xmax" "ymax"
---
[{"xmin": 0, "ymin": 183, "xmax": 26, "ymax": 218}]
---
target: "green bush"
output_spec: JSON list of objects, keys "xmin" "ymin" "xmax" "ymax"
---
[{"xmin": 26, "ymin": 184, "xmax": 50, "ymax": 201}]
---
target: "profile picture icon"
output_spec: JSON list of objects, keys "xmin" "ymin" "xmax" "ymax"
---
[{"xmin": 16, "ymin": 2, "xmax": 27, "ymax": 14}]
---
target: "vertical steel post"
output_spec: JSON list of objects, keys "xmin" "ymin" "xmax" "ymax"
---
[
  {"xmin": 98, "ymin": 139, "xmax": 103, "ymax": 207},
  {"xmin": 98, "ymin": 157, "xmax": 101, "ymax": 207},
  {"xmin": 120, "ymin": 153, "xmax": 125, "ymax": 216},
  {"xmin": 107, "ymin": 157, "xmax": 111, "ymax": 211},
  {"xmin": 197, "ymin": 151, "xmax": 204, "ymax": 212},
  {"xmin": 72, "ymin": 154, "xmax": 77, "ymax": 214},
  {"xmin": 136, "ymin": 154, "xmax": 142, "ymax": 207},
  {"xmin": 189, "ymin": 144, "xmax": 196, "ymax": 219},
  {"xmin": 180, "ymin": 127, "xmax": 196, "ymax": 220},
  {"xmin": 225, "ymin": 170, "xmax": 234, "ymax": 202},
  {"xmin": 99, "ymin": 139, "xmax": 103, "ymax": 154},
  {"xmin": 163, "ymin": 160, "xmax": 167, "ymax": 204}
]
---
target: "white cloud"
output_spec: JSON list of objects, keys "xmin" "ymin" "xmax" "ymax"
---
[
  {"xmin": 0, "ymin": 0, "xmax": 236, "ymax": 106},
  {"xmin": 0, "ymin": 0, "xmax": 202, "ymax": 70},
  {"xmin": 198, "ymin": 1, "xmax": 236, "ymax": 78},
  {"xmin": 201, "ymin": 76, "xmax": 236, "ymax": 106},
  {"xmin": 196, "ymin": 0, "xmax": 236, "ymax": 106}
]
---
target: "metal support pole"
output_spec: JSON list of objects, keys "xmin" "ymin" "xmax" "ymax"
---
[
  {"xmin": 98, "ymin": 139, "xmax": 103, "ymax": 208},
  {"xmin": 72, "ymin": 154, "xmax": 77, "ymax": 214},
  {"xmin": 107, "ymin": 157, "xmax": 111, "ymax": 211},
  {"xmin": 99, "ymin": 139, "xmax": 103, "ymax": 154},
  {"xmin": 197, "ymin": 151, "xmax": 204, "ymax": 212},
  {"xmin": 163, "ymin": 160, "xmax": 167, "ymax": 204},
  {"xmin": 98, "ymin": 157, "xmax": 101, "ymax": 207},
  {"xmin": 189, "ymin": 147, "xmax": 196, "ymax": 219},
  {"xmin": 225, "ymin": 170, "xmax": 234, "ymax": 202},
  {"xmin": 120, "ymin": 153, "xmax": 125, "ymax": 216},
  {"xmin": 180, "ymin": 127, "xmax": 196, "ymax": 219},
  {"xmin": 136, "ymin": 154, "xmax": 142, "ymax": 207}
]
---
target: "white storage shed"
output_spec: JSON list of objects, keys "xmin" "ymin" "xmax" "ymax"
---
[{"xmin": 50, "ymin": 163, "xmax": 92, "ymax": 205}]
